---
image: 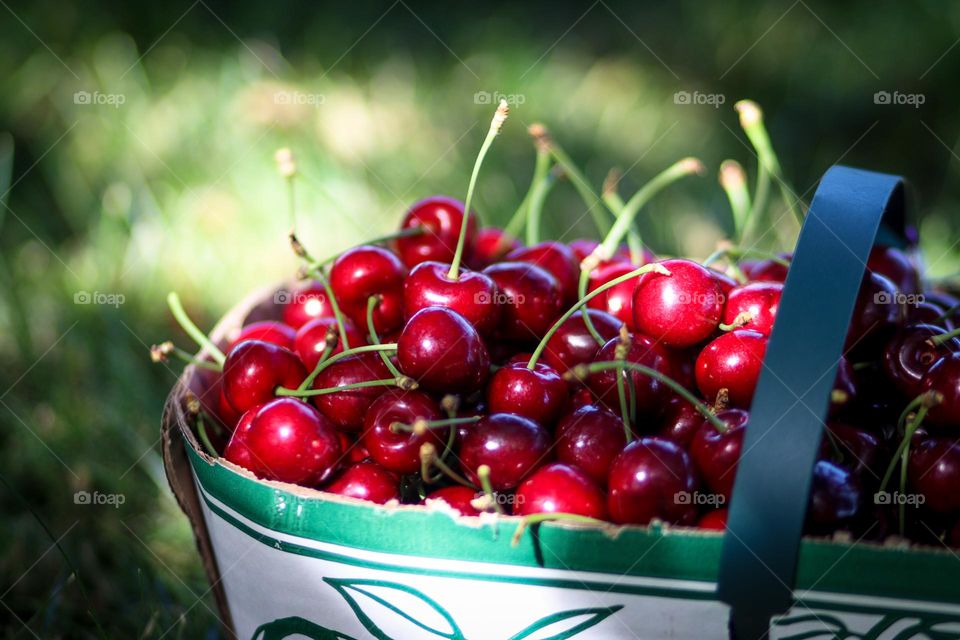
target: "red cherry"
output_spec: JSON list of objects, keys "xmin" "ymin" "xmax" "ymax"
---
[
  {"xmin": 325, "ymin": 461, "xmax": 399, "ymax": 504},
  {"xmin": 459, "ymin": 413, "xmax": 552, "ymax": 491},
  {"xmin": 868, "ymin": 245, "xmax": 920, "ymax": 295},
  {"xmin": 229, "ymin": 321, "xmax": 296, "ymax": 352},
  {"xmin": 515, "ymin": 463, "xmax": 608, "ymax": 519},
  {"xmin": 482, "ymin": 261, "xmax": 564, "ymax": 342},
  {"xmin": 568, "ymin": 239, "xmax": 600, "ymax": 262},
  {"xmin": 336, "ymin": 431, "xmax": 370, "ymax": 464},
  {"xmin": 396, "ymin": 196, "xmax": 475, "ymax": 268},
  {"xmin": 555, "ymin": 404, "xmax": 627, "ymax": 486},
  {"xmin": 709, "ymin": 269, "xmax": 738, "ymax": 299},
  {"xmin": 487, "ymin": 358, "xmax": 568, "ymax": 426},
  {"xmin": 222, "ymin": 340, "xmax": 306, "ymax": 414},
  {"xmin": 695, "ymin": 330, "xmax": 768, "ymax": 408},
  {"xmin": 506, "ymin": 241, "xmax": 580, "ymax": 306},
  {"xmin": 312, "ymin": 353, "xmax": 393, "ymax": 432},
  {"xmin": 845, "ymin": 272, "xmax": 903, "ymax": 353},
  {"xmin": 282, "ymin": 282, "xmax": 334, "ymax": 329},
  {"xmin": 883, "ymin": 324, "xmax": 960, "ymax": 399},
  {"xmin": 222, "ymin": 408, "xmax": 257, "ymax": 468},
  {"xmin": 698, "ymin": 509, "xmax": 728, "ymax": 531},
  {"xmin": 820, "ymin": 422, "xmax": 883, "ymax": 484},
  {"xmin": 329, "ymin": 245, "xmax": 407, "ymax": 335},
  {"xmin": 588, "ymin": 333, "xmax": 673, "ymax": 416},
  {"xmin": 217, "ymin": 385, "xmax": 243, "ymax": 431},
  {"xmin": 294, "ymin": 317, "xmax": 366, "ymax": 371},
  {"xmin": 690, "ymin": 409, "xmax": 749, "ymax": 500},
  {"xmin": 542, "ymin": 309, "xmax": 622, "ymax": 375},
  {"xmin": 722, "ymin": 282, "xmax": 782, "ymax": 336},
  {"xmin": 607, "ymin": 437, "xmax": 699, "ymax": 525},
  {"xmin": 921, "ymin": 352, "xmax": 960, "ymax": 428},
  {"xmin": 656, "ymin": 396, "xmax": 704, "ymax": 449},
  {"xmin": 403, "ymin": 261, "xmax": 500, "ymax": 335},
  {"xmin": 224, "ymin": 398, "xmax": 341, "ymax": 486},
  {"xmin": 397, "ymin": 307, "xmax": 490, "ymax": 393},
  {"xmin": 742, "ymin": 253, "xmax": 791, "ymax": 283},
  {"xmin": 361, "ymin": 389, "xmax": 446, "ymax": 474},
  {"xmin": 632, "ymin": 258, "xmax": 724, "ymax": 348},
  {"xmin": 422, "ymin": 486, "xmax": 481, "ymax": 516},
  {"xmin": 909, "ymin": 436, "xmax": 960, "ymax": 513},
  {"xmin": 470, "ymin": 227, "xmax": 521, "ymax": 269},
  {"xmin": 587, "ymin": 261, "xmax": 641, "ymax": 329}
]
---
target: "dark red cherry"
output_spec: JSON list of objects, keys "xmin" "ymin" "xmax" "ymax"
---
[
  {"xmin": 555, "ymin": 404, "xmax": 627, "ymax": 486},
  {"xmin": 336, "ymin": 431, "xmax": 371, "ymax": 464},
  {"xmin": 709, "ymin": 269, "xmax": 738, "ymax": 299},
  {"xmin": 868, "ymin": 245, "xmax": 920, "ymax": 295},
  {"xmin": 698, "ymin": 509, "xmax": 728, "ymax": 531},
  {"xmin": 422, "ymin": 486, "xmax": 482, "ymax": 516},
  {"xmin": 587, "ymin": 261, "xmax": 641, "ymax": 330},
  {"xmin": 921, "ymin": 352, "xmax": 960, "ymax": 429},
  {"xmin": 403, "ymin": 261, "xmax": 500, "ymax": 335},
  {"xmin": 588, "ymin": 333, "xmax": 673, "ymax": 417},
  {"xmin": 217, "ymin": 385, "xmax": 243, "ymax": 431},
  {"xmin": 690, "ymin": 409, "xmax": 749, "ymax": 500},
  {"xmin": 607, "ymin": 437, "xmax": 699, "ymax": 525},
  {"xmin": 820, "ymin": 422, "xmax": 883, "ymax": 486},
  {"xmin": 571, "ymin": 386, "xmax": 595, "ymax": 409},
  {"xmin": 695, "ymin": 330, "xmax": 768, "ymax": 408},
  {"xmin": 828, "ymin": 357, "xmax": 858, "ymax": 419},
  {"xmin": 222, "ymin": 340, "xmax": 306, "ymax": 414},
  {"xmin": 845, "ymin": 272, "xmax": 903, "ymax": 353},
  {"xmin": 742, "ymin": 253, "xmax": 791, "ymax": 283},
  {"xmin": 515, "ymin": 463, "xmax": 608, "ymax": 519},
  {"xmin": 329, "ymin": 245, "xmax": 407, "ymax": 335},
  {"xmin": 722, "ymin": 282, "xmax": 782, "ymax": 336},
  {"xmin": 224, "ymin": 398, "xmax": 341, "ymax": 486},
  {"xmin": 282, "ymin": 282, "xmax": 334, "ymax": 329},
  {"xmin": 361, "ymin": 389, "xmax": 446, "ymax": 474},
  {"xmin": 506, "ymin": 241, "xmax": 579, "ymax": 306},
  {"xmin": 222, "ymin": 408, "xmax": 257, "ymax": 468},
  {"xmin": 312, "ymin": 353, "xmax": 393, "ymax": 432},
  {"xmin": 396, "ymin": 196, "xmax": 475, "ymax": 268},
  {"xmin": 656, "ymin": 396, "xmax": 704, "ymax": 449},
  {"xmin": 229, "ymin": 320, "xmax": 296, "ymax": 352},
  {"xmin": 909, "ymin": 436, "xmax": 960, "ymax": 513},
  {"xmin": 487, "ymin": 358, "xmax": 568, "ymax": 426},
  {"xmin": 294, "ymin": 316, "xmax": 366, "ymax": 371},
  {"xmin": 470, "ymin": 227, "xmax": 521, "ymax": 269},
  {"xmin": 482, "ymin": 261, "xmax": 564, "ymax": 342},
  {"xmin": 569, "ymin": 238, "xmax": 600, "ymax": 262},
  {"xmin": 906, "ymin": 301, "xmax": 954, "ymax": 329},
  {"xmin": 632, "ymin": 259, "xmax": 724, "ymax": 348},
  {"xmin": 397, "ymin": 306, "xmax": 490, "ymax": 393},
  {"xmin": 459, "ymin": 413, "xmax": 552, "ymax": 491},
  {"xmin": 806, "ymin": 460, "xmax": 862, "ymax": 532},
  {"xmin": 325, "ymin": 461, "xmax": 399, "ymax": 504},
  {"xmin": 542, "ymin": 309, "xmax": 623, "ymax": 376},
  {"xmin": 882, "ymin": 324, "xmax": 959, "ymax": 399}
]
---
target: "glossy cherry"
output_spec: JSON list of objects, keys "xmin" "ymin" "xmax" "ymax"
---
[
  {"xmin": 294, "ymin": 316, "xmax": 366, "ymax": 371},
  {"xmin": 721, "ymin": 282, "xmax": 782, "ymax": 336},
  {"xmin": 588, "ymin": 333, "xmax": 673, "ymax": 417},
  {"xmin": 515, "ymin": 463, "xmax": 608, "ymax": 519},
  {"xmin": 325, "ymin": 460, "xmax": 399, "ymax": 504},
  {"xmin": 690, "ymin": 409, "xmax": 749, "ymax": 500},
  {"xmin": 607, "ymin": 437, "xmax": 699, "ymax": 525},
  {"xmin": 698, "ymin": 509, "xmax": 728, "ymax": 531},
  {"xmin": 542, "ymin": 309, "xmax": 622, "ymax": 376},
  {"xmin": 403, "ymin": 261, "xmax": 500, "ymax": 335},
  {"xmin": 742, "ymin": 253, "xmax": 790, "ymax": 283},
  {"xmin": 820, "ymin": 422, "xmax": 883, "ymax": 486},
  {"xmin": 555, "ymin": 404, "xmax": 627, "ymax": 486},
  {"xmin": 459, "ymin": 413, "xmax": 552, "ymax": 491},
  {"xmin": 845, "ymin": 272, "xmax": 903, "ymax": 353},
  {"xmin": 223, "ymin": 398, "xmax": 341, "ymax": 486},
  {"xmin": 222, "ymin": 340, "xmax": 306, "ymax": 414},
  {"xmin": 329, "ymin": 245, "xmax": 407, "ymax": 335},
  {"xmin": 361, "ymin": 389, "xmax": 446, "ymax": 474},
  {"xmin": 695, "ymin": 329, "xmax": 768, "ymax": 408},
  {"xmin": 806, "ymin": 460, "xmax": 862, "ymax": 532},
  {"xmin": 397, "ymin": 306, "xmax": 490, "ymax": 393},
  {"xmin": 656, "ymin": 396, "xmax": 705, "ymax": 449},
  {"xmin": 312, "ymin": 353, "xmax": 393, "ymax": 432},
  {"xmin": 395, "ymin": 196, "xmax": 476, "ymax": 268},
  {"xmin": 882, "ymin": 324, "xmax": 960, "ymax": 399},
  {"xmin": 506, "ymin": 241, "xmax": 580, "ymax": 306},
  {"xmin": 422, "ymin": 486, "xmax": 482, "ymax": 516},
  {"xmin": 487, "ymin": 357, "xmax": 568, "ymax": 426},
  {"xmin": 470, "ymin": 227, "xmax": 521, "ymax": 269},
  {"xmin": 482, "ymin": 261, "xmax": 563, "ymax": 342},
  {"xmin": 228, "ymin": 320, "xmax": 296, "ymax": 352},
  {"xmin": 921, "ymin": 352, "xmax": 960, "ymax": 428},
  {"xmin": 222, "ymin": 408, "xmax": 257, "ymax": 468},
  {"xmin": 868, "ymin": 245, "xmax": 920, "ymax": 295},
  {"xmin": 908, "ymin": 436, "xmax": 960, "ymax": 513},
  {"xmin": 587, "ymin": 261, "xmax": 642, "ymax": 330},
  {"xmin": 632, "ymin": 258, "xmax": 724, "ymax": 348},
  {"xmin": 282, "ymin": 282, "xmax": 334, "ymax": 329}
]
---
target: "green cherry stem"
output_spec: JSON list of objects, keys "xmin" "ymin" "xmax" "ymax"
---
[
  {"xmin": 568, "ymin": 360, "xmax": 729, "ymax": 434},
  {"xmin": 511, "ymin": 513, "xmax": 607, "ymax": 547},
  {"xmin": 390, "ymin": 415, "xmax": 481, "ymax": 434},
  {"xmin": 151, "ymin": 341, "xmax": 223, "ymax": 372},
  {"xmin": 448, "ymin": 100, "xmax": 510, "ymax": 281},
  {"xmin": 277, "ymin": 377, "xmax": 413, "ymax": 398},
  {"xmin": 879, "ymin": 393, "xmax": 938, "ymax": 493},
  {"xmin": 614, "ymin": 327, "xmax": 634, "ymax": 443},
  {"xmin": 166, "ymin": 292, "xmax": 226, "ymax": 366},
  {"xmin": 275, "ymin": 148, "xmax": 297, "ymax": 232},
  {"xmin": 719, "ymin": 160, "xmax": 752, "ymax": 243},
  {"xmin": 300, "ymin": 342, "xmax": 399, "ymax": 391},
  {"xmin": 312, "ymin": 227, "xmax": 426, "ymax": 271},
  {"xmin": 196, "ymin": 413, "xmax": 219, "ymax": 458},
  {"xmin": 301, "ymin": 267, "xmax": 352, "ymax": 351},
  {"xmin": 527, "ymin": 263, "xmax": 670, "ymax": 369},
  {"xmin": 297, "ymin": 332, "xmax": 337, "ymax": 392},
  {"xmin": 576, "ymin": 268, "xmax": 605, "ymax": 346},
  {"xmin": 367, "ymin": 295, "xmax": 403, "ymax": 378},
  {"xmin": 420, "ymin": 443, "xmax": 475, "ymax": 488},
  {"xmin": 524, "ymin": 164, "xmax": 561, "ymax": 246},
  {"xmin": 477, "ymin": 464, "xmax": 504, "ymax": 515},
  {"xmin": 505, "ymin": 144, "xmax": 551, "ymax": 242},
  {"xmin": 930, "ymin": 325, "xmax": 960, "ymax": 345},
  {"xmin": 702, "ymin": 244, "xmax": 790, "ymax": 269},
  {"xmin": 735, "ymin": 100, "xmax": 802, "ymax": 226}
]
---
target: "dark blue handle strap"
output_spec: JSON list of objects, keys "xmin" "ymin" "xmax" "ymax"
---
[{"xmin": 717, "ymin": 165, "xmax": 907, "ymax": 639}]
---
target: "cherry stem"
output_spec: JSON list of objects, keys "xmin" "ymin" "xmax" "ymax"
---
[
  {"xmin": 277, "ymin": 377, "xmax": 410, "ymax": 398},
  {"xmin": 390, "ymin": 415, "xmax": 480, "ymax": 434},
  {"xmin": 196, "ymin": 413, "xmax": 218, "ymax": 458},
  {"xmin": 615, "ymin": 327, "xmax": 634, "ymax": 442},
  {"xmin": 596, "ymin": 158, "xmax": 704, "ymax": 262},
  {"xmin": 477, "ymin": 464, "xmax": 504, "ymax": 515},
  {"xmin": 571, "ymin": 360, "xmax": 728, "ymax": 434},
  {"xmin": 602, "ymin": 169, "xmax": 645, "ymax": 257},
  {"xmin": 930, "ymin": 325, "xmax": 960, "ymax": 345},
  {"xmin": 367, "ymin": 295, "xmax": 403, "ymax": 378},
  {"xmin": 275, "ymin": 148, "xmax": 297, "ymax": 232},
  {"xmin": 524, "ymin": 164, "xmax": 561, "ymax": 246},
  {"xmin": 528, "ymin": 263, "xmax": 669, "ymax": 369},
  {"xmin": 703, "ymin": 245, "xmax": 790, "ymax": 269},
  {"xmin": 936, "ymin": 302, "xmax": 960, "ymax": 322},
  {"xmin": 448, "ymin": 100, "xmax": 510, "ymax": 281},
  {"xmin": 298, "ymin": 339, "xmax": 336, "ymax": 392},
  {"xmin": 166, "ymin": 293, "xmax": 226, "ymax": 366},
  {"xmin": 300, "ymin": 343, "xmax": 398, "ymax": 389},
  {"xmin": 575, "ymin": 269, "xmax": 605, "ymax": 347},
  {"xmin": 505, "ymin": 145, "xmax": 550, "ymax": 241},
  {"xmin": 718, "ymin": 312, "xmax": 753, "ymax": 332},
  {"xmin": 879, "ymin": 393, "xmax": 937, "ymax": 493},
  {"xmin": 151, "ymin": 341, "xmax": 223, "ymax": 372},
  {"xmin": 311, "ymin": 227, "xmax": 425, "ymax": 270},
  {"xmin": 303, "ymin": 268, "xmax": 352, "ymax": 351},
  {"xmin": 420, "ymin": 443, "xmax": 475, "ymax": 488},
  {"xmin": 719, "ymin": 160, "xmax": 752, "ymax": 243},
  {"xmin": 511, "ymin": 513, "xmax": 607, "ymax": 547}
]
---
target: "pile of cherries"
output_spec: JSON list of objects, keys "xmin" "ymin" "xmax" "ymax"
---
[{"xmin": 161, "ymin": 102, "xmax": 960, "ymax": 546}]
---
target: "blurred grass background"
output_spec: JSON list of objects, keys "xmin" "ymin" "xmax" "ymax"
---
[{"xmin": 1, "ymin": 1, "xmax": 959, "ymax": 637}]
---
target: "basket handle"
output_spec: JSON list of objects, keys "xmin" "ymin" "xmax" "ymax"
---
[{"xmin": 717, "ymin": 165, "xmax": 908, "ymax": 639}]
